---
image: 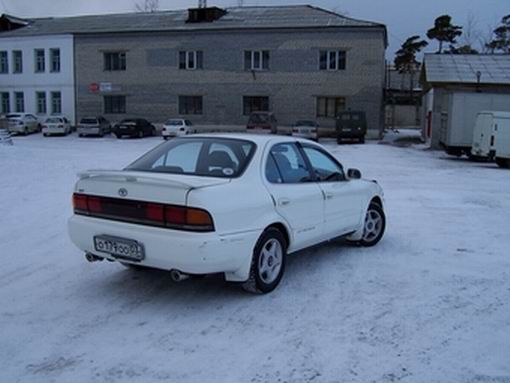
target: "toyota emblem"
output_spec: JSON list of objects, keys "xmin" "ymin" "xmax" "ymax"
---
[{"xmin": 118, "ymin": 188, "xmax": 128, "ymax": 197}]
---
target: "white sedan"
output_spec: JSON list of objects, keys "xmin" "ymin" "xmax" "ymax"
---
[
  {"xmin": 161, "ymin": 119, "xmax": 195, "ymax": 139},
  {"xmin": 42, "ymin": 116, "xmax": 72, "ymax": 136},
  {"xmin": 6, "ymin": 113, "xmax": 40, "ymax": 135},
  {"xmin": 68, "ymin": 134, "xmax": 386, "ymax": 293}
]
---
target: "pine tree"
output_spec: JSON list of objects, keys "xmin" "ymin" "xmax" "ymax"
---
[
  {"xmin": 427, "ymin": 15, "xmax": 463, "ymax": 53},
  {"xmin": 486, "ymin": 15, "xmax": 510, "ymax": 53}
]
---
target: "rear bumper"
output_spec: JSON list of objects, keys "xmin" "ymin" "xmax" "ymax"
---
[
  {"xmin": 161, "ymin": 130, "xmax": 184, "ymax": 137},
  {"xmin": 292, "ymin": 132, "xmax": 318, "ymax": 140},
  {"xmin": 43, "ymin": 127, "xmax": 66, "ymax": 135},
  {"xmin": 8, "ymin": 125, "xmax": 24, "ymax": 133},
  {"xmin": 78, "ymin": 127, "xmax": 101, "ymax": 135},
  {"xmin": 68, "ymin": 215, "xmax": 259, "ymax": 280}
]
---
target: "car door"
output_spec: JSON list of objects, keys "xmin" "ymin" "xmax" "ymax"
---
[
  {"xmin": 264, "ymin": 142, "xmax": 325, "ymax": 251},
  {"xmin": 27, "ymin": 115, "xmax": 37, "ymax": 132},
  {"xmin": 301, "ymin": 144, "xmax": 367, "ymax": 238}
]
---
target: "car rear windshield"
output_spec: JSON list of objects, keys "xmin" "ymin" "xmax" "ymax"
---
[
  {"xmin": 46, "ymin": 118, "xmax": 63, "ymax": 123},
  {"xmin": 165, "ymin": 119, "xmax": 183, "ymax": 126},
  {"xmin": 6, "ymin": 114, "xmax": 21, "ymax": 119},
  {"xmin": 295, "ymin": 120, "xmax": 315, "ymax": 127},
  {"xmin": 80, "ymin": 118, "xmax": 98, "ymax": 124},
  {"xmin": 249, "ymin": 114, "xmax": 269, "ymax": 123},
  {"xmin": 126, "ymin": 138, "xmax": 256, "ymax": 178}
]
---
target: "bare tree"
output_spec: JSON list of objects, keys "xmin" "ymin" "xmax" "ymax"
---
[
  {"xmin": 237, "ymin": 0, "xmax": 245, "ymax": 6},
  {"xmin": 461, "ymin": 12, "xmax": 480, "ymax": 48},
  {"xmin": 135, "ymin": 0, "xmax": 160, "ymax": 13}
]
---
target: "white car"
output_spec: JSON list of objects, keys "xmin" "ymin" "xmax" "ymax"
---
[
  {"xmin": 42, "ymin": 116, "xmax": 72, "ymax": 136},
  {"xmin": 68, "ymin": 134, "xmax": 385, "ymax": 293},
  {"xmin": 292, "ymin": 120, "xmax": 319, "ymax": 141},
  {"xmin": 6, "ymin": 113, "xmax": 40, "ymax": 135},
  {"xmin": 162, "ymin": 119, "xmax": 195, "ymax": 139}
]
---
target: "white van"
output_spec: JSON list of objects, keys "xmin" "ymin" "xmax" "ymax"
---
[
  {"xmin": 494, "ymin": 114, "xmax": 510, "ymax": 169},
  {"xmin": 471, "ymin": 111, "xmax": 510, "ymax": 162}
]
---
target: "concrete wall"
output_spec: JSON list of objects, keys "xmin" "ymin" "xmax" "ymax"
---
[
  {"xmin": 74, "ymin": 28, "xmax": 386, "ymax": 136},
  {"xmin": 0, "ymin": 35, "xmax": 75, "ymax": 124}
]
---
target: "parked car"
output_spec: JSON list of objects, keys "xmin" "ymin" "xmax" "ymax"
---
[
  {"xmin": 6, "ymin": 113, "xmax": 40, "ymax": 135},
  {"xmin": 68, "ymin": 134, "xmax": 386, "ymax": 294},
  {"xmin": 247, "ymin": 112, "xmax": 278, "ymax": 134},
  {"xmin": 78, "ymin": 116, "xmax": 111, "ymax": 137},
  {"xmin": 112, "ymin": 118, "xmax": 155, "ymax": 139},
  {"xmin": 162, "ymin": 119, "xmax": 195, "ymax": 139},
  {"xmin": 292, "ymin": 120, "xmax": 319, "ymax": 141},
  {"xmin": 42, "ymin": 116, "xmax": 72, "ymax": 136},
  {"xmin": 336, "ymin": 111, "xmax": 367, "ymax": 144}
]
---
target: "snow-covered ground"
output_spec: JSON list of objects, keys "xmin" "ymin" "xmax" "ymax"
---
[{"xmin": 1, "ymin": 134, "xmax": 509, "ymax": 383}]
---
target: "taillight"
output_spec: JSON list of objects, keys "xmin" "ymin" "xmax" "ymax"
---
[{"xmin": 72, "ymin": 193, "xmax": 214, "ymax": 232}]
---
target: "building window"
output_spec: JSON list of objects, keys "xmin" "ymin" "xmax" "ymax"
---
[
  {"xmin": 243, "ymin": 96, "xmax": 269, "ymax": 115},
  {"xmin": 104, "ymin": 95, "xmax": 126, "ymax": 114},
  {"xmin": 0, "ymin": 51, "xmax": 8, "ymax": 73},
  {"xmin": 319, "ymin": 50, "xmax": 346, "ymax": 71},
  {"xmin": 14, "ymin": 92, "xmax": 24, "ymax": 113},
  {"xmin": 13, "ymin": 50, "xmax": 22, "ymax": 73},
  {"xmin": 104, "ymin": 52, "xmax": 126, "ymax": 71},
  {"xmin": 316, "ymin": 96, "xmax": 346, "ymax": 118},
  {"xmin": 51, "ymin": 91, "xmax": 62, "ymax": 114},
  {"xmin": 1, "ymin": 92, "xmax": 9, "ymax": 113},
  {"xmin": 179, "ymin": 96, "xmax": 203, "ymax": 115},
  {"xmin": 36, "ymin": 92, "xmax": 47, "ymax": 114},
  {"xmin": 50, "ymin": 48, "xmax": 60, "ymax": 73},
  {"xmin": 34, "ymin": 49, "xmax": 45, "ymax": 73},
  {"xmin": 179, "ymin": 51, "xmax": 203, "ymax": 70},
  {"xmin": 244, "ymin": 50, "xmax": 269, "ymax": 71}
]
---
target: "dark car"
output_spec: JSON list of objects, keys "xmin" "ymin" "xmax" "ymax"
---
[
  {"xmin": 336, "ymin": 111, "xmax": 367, "ymax": 144},
  {"xmin": 246, "ymin": 112, "xmax": 278, "ymax": 134},
  {"xmin": 112, "ymin": 118, "xmax": 156, "ymax": 139}
]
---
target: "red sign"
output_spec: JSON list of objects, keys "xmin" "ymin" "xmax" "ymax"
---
[{"xmin": 89, "ymin": 83, "xmax": 99, "ymax": 93}]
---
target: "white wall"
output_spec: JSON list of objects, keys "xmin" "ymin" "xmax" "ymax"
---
[{"xmin": 0, "ymin": 34, "xmax": 75, "ymax": 124}]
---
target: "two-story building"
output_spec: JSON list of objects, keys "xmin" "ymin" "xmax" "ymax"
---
[
  {"xmin": 0, "ymin": 6, "xmax": 386, "ymax": 136},
  {"xmin": 0, "ymin": 15, "xmax": 75, "ymax": 123}
]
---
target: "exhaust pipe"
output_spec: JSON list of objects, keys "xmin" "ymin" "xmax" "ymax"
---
[
  {"xmin": 170, "ymin": 269, "xmax": 190, "ymax": 282},
  {"xmin": 85, "ymin": 253, "xmax": 103, "ymax": 263}
]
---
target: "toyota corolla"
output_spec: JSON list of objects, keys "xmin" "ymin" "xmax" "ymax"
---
[{"xmin": 68, "ymin": 134, "xmax": 386, "ymax": 293}]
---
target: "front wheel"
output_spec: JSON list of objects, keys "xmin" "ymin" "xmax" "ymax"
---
[
  {"xmin": 242, "ymin": 228, "xmax": 286, "ymax": 294},
  {"xmin": 358, "ymin": 203, "xmax": 386, "ymax": 247}
]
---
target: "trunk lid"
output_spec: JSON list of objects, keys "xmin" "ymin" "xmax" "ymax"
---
[{"xmin": 75, "ymin": 170, "xmax": 230, "ymax": 206}]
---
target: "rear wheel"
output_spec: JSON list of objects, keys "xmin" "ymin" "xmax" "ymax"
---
[
  {"xmin": 360, "ymin": 136, "xmax": 365, "ymax": 144},
  {"xmin": 496, "ymin": 157, "xmax": 510, "ymax": 169},
  {"xmin": 242, "ymin": 228, "xmax": 286, "ymax": 294},
  {"xmin": 138, "ymin": 130, "xmax": 144, "ymax": 138},
  {"xmin": 115, "ymin": 133, "xmax": 121, "ymax": 139},
  {"xmin": 358, "ymin": 203, "xmax": 386, "ymax": 247}
]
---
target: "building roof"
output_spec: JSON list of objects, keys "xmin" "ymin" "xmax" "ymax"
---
[
  {"xmin": 422, "ymin": 54, "xmax": 510, "ymax": 86},
  {"xmin": 0, "ymin": 6, "xmax": 385, "ymax": 38}
]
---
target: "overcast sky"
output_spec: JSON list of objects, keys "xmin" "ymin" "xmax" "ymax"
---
[{"xmin": 1, "ymin": 0, "xmax": 507, "ymax": 59}]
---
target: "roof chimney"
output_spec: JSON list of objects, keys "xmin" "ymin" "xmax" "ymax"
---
[{"xmin": 187, "ymin": 5, "xmax": 226, "ymax": 23}]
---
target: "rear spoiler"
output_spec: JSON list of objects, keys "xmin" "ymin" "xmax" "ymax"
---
[{"xmin": 77, "ymin": 169, "xmax": 194, "ymax": 189}]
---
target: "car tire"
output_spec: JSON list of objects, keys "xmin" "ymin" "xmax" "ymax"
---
[
  {"xmin": 23, "ymin": 127, "xmax": 28, "ymax": 136},
  {"xmin": 163, "ymin": 136, "xmax": 169, "ymax": 140},
  {"xmin": 360, "ymin": 137, "xmax": 365, "ymax": 144},
  {"xmin": 242, "ymin": 228, "xmax": 286, "ymax": 294},
  {"xmin": 355, "ymin": 203, "xmax": 386, "ymax": 247},
  {"xmin": 78, "ymin": 133, "xmax": 83, "ymax": 138},
  {"xmin": 115, "ymin": 133, "xmax": 121, "ymax": 139},
  {"xmin": 138, "ymin": 131, "xmax": 144, "ymax": 139},
  {"xmin": 496, "ymin": 157, "xmax": 510, "ymax": 169}
]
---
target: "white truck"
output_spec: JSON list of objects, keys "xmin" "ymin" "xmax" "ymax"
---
[
  {"xmin": 471, "ymin": 111, "xmax": 510, "ymax": 161},
  {"xmin": 439, "ymin": 92, "xmax": 510, "ymax": 157}
]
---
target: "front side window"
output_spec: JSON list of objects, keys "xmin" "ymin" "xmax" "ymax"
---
[
  {"xmin": 303, "ymin": 146, "xmax": 345, "ymax": 182},
  {"xmin": 126, "ymin": 138, "xmax": 256, "ymax": 178},
  {"xmin": 35, "ymin": 49, "xmax": 45, "ymax": 72},
  {"xmin": 50, "ymin": 48, "xmax": 60, "ymax": 72},
  {"xmin": 0, "ymin": 51, "xmax": 8, "ymax": 73},
  {"xmin": 13, "ymin": 51, "xmax": 22, "ymax": 73},
  {"xmin": 104, "ymin": 52, "xmax": 126, "ymax": 71},
  {"xmin": 14, "ymin": 92, "xmax": 24, "ymax": 113},
  {"xmin": 269, "ymin": 143, "xmax": 312, "ymax": 184},
  {"xmin": 104, "ymin": 95, "xmax": 126, "ymax": 114},
  {"xmin": 244, "ymin": 50, "xmax": 269, "ymax": 71},
  {"xmin": 179, "ymin": 96, "xmax": 203, "ymax": 115},
  {"xmin": 179, "ymin": 51, "xmax": 203, "ymax": 70},
  {"xmin": 243, "ymin": 96, "xmax": 269, "ymax": 115},
  {"xmin": 36, "ymin": 91, "xmax": 47, "ymax": 114},
  {"xmin": 316, "ymin": 96, "xmax": 346, "ymax": 118},
  {"xmin": 319, "ymin": 50, "xmax": 346, "ymax": 71},
  {"xmin": 1, "ymin": 92, "xmax": 10, "ymax": 113},
  {"xmin": 51, "ymin": 91, "xmax": 62, "ymax": 114}
]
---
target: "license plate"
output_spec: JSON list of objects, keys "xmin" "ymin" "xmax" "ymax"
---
[
  {"xmin": 342, "ymin": 128, "xmax": 352, "ymax": 132},
  {"xmin": 94, "ymin": 235, "xmax": 145, "ymax": 261}
]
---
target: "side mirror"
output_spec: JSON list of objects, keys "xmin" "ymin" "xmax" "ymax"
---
[{"xmin": 347, "ymin": 168, "xmax": 362, "ymax": 179}]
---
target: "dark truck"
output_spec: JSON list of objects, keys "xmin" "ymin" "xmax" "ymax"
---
[{"xmin": 336, "ymin": 111, "xmax": 367, "ymax": 144}]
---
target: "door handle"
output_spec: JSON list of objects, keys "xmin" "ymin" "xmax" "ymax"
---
[
  {"xmin": 278, "ymin": 198, "xmax": 291, "ymax": 206},
  {"xmin": 324, "ymin": 192, "xmax": 334, "ymax": 200}
]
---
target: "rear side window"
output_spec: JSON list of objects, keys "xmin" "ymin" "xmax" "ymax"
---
[
  {"xmin": 126, "ymin": 138, "xmax": 256, "ymax": 178},
  {"xmin": 268, "ymin": 143, "xmax": 312, "ymax": 183}
]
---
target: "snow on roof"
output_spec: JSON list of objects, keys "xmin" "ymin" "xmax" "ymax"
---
[{"xmin": 423, "ymin": 54, "xmax": 510, "ymax": 85}]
